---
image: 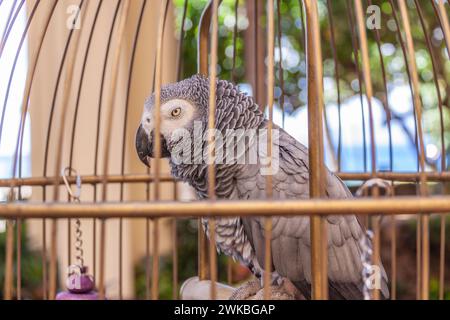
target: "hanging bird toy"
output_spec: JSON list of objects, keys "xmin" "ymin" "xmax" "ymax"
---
[{"xmin": 56, "ymin": 167, "xmax": 100, "ymax": 300}]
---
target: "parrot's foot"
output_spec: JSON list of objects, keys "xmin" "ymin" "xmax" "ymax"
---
[
  {"xmin": 229, "ymin": 277, "xmax": 304, "ymax": 300},
  {"xmin": 230, "ymin": 278, "xmax": 305, "ymax": 300},
  {"xmin": 229, "ymin": 279, "xmax": 262, "ymax": 300},
  {"xmin": 251, "ymin": 286, "xmax": 295, "ymax": 300},
  {"xmin": 251, "ymin": 278, "xmax": 304, "ymax": 300}
]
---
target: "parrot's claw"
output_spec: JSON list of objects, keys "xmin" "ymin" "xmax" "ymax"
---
[
  {"xmin": 229, "ymin": 279, "xmax": 262, "ymax": 300},
  {"xmin": 252, "ymin": 286, "xmax": 296, "ymax": 300},
  {"xmin": 253, "ymin": 277, "xmax": 304, "ymax": 300},
  {"xmin": 230, "ymin": 277, "xmax": 304, "ymax": 300}
]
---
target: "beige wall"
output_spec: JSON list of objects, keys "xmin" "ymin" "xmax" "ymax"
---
[{"xmin": 25, "ymin": 0, "xmax": 185, "ymax": 298}]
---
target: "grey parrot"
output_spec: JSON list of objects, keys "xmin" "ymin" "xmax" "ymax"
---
[{"xmin": 135, "ymin": 74, "xmax": 389, "ymax": 300}]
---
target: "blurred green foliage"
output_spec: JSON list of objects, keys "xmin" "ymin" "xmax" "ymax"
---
[
  {"xmin": 0, "ymin": 222, "xmax": 45, "ymax": 299},
  {"xmin": 430, "ymin": 278, "xmax": 450, "ymax": 300}
]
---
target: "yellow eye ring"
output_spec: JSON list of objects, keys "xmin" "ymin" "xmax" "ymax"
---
[{"xmin": 171, "ymin": 107, "xmax": 181, "ymax": 117}]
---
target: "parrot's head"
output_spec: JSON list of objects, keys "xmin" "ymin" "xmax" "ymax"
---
[
  {"xmin": 136, "ymin": 74, "xmax": 264, "ymax": 168},
  {"xmin": 136, "ymin": 74, "xmax": 209, "ymax": 167}
]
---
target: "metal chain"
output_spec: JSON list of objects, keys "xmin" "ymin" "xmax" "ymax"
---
[
  {"xmin": 356, "ymin": 178, "xmax": 392, "ymax": 300},
  {"xmin": 360, "ymin": 230, "xmax": 374, "ymax": 300},
  {"xmin": 62, "ymin": 167, "xmax": 84, "ymax": 268},
  {"xmin": 74, "ymin": 212, "xmax": 84, "ymax": 267}
]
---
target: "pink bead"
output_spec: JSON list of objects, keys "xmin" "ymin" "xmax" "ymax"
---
[
  {"xmin": 56, "ymin": 266, "xmax": 101, "ymax": 299},
  {"xmin": 67, "ymin": 273, "xmax": 95, "ymax": 294}
]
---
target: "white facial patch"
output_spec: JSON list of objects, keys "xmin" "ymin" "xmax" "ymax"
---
[
  {"xmin": 159, "ymin": 99, "xmax": 196, "ymax": 136},
  {"xmin": 141, "ymin": 98, "xmax": 196, "ymax": 140}
]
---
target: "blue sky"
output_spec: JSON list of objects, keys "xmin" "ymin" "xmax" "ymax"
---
[{"xmin": 0, "ymin": 2, "xmax": 30, "ymax": 180}]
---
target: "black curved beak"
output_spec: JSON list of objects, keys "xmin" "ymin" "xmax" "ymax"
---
[
  {"xmin": 136, "ymin": 125, "xmax": 152, "ymax": 167},
  {"xmin": 136, "ymin": 125, "xmax": 170, "ymax": 167}
]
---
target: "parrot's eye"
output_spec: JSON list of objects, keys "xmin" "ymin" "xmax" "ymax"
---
[{"xmin": 171, "ymin": 107, "xmax": 182, "ymax": 118}]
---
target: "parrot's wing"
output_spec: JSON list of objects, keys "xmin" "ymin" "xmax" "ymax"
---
[{"xmin": 237, "ymin": 123, "xmax": 389, "ymax": 299}]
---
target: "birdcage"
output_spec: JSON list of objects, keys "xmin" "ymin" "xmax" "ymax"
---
[{"xmin": 0, "ymin": 0, "xmax": 449, "ymax": 301}]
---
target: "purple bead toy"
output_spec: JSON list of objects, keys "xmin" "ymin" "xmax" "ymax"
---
[
  {"xmin": 57, "ymin": 170, "xmax": 103, "ymax": 300},
  {"xmin": 56, "ymin": 266, "xmax": 100, "ymax": 300}
]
